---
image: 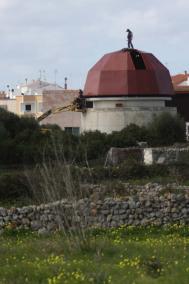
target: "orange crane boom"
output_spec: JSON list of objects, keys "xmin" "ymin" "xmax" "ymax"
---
[{"xmin": 37, "ymin": 97, "xmax": 85, "ymax": 122}]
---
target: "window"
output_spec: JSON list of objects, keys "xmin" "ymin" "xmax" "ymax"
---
[
  {"xmin": 72, "ymin": 128, "xmax": 80, "ymax": 136},
  {"xmin": 25, "ymin": 104, "xmax": 32, "ymax": 112},
  {"xmin": 65, "ymin": 127, "xmax": 80, "ymax": 136},
  {"xmin": 130, "ymin": 50, "xmax": 146, "ymax": 70},
  {"xmin": 21, "ymin": 103, "xmax": 34, "ymax": 113},
  {"xmin": 116, "ymin": 103, "xmax": 123, "ymax": 107},
  {"xmin": 86, "ymin": 101, "xmax": 93, "ymax": 108}
]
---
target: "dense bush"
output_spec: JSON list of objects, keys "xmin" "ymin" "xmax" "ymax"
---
[
  {"xmin": 0, "ymin": 109, "xmax": 187, "ymax": 203},
  {"xmin": 0, "ymin": 172, "xmax": 31, "ymax": 200},
  {"xmin": 0, "ymin": 122, "xmax": 9, "ymax": 142},
  {"xmin": 108, "ymin": 124, "xmax": 148, "ymax": 148},
  {"xmin": 79, "ymin": 131, "xmax": 108, "ymax": 161},
  {"xmin": 0, "ymin": 110, "xmax": 50, "ymax": 164},
  {"xmin": 0, "ymin": 109, "xmax": 187, "ymax": 165},
  {"xmin": 148, "ymin": 112, "xmax": 186, "ymax": 146},
  {"xmin": 0, "ymin": 108, "xmax": 20, "ymax": 138},
  {"xmin": 69, "ymin": 160, "xmax": 170, "ymax": 183}
]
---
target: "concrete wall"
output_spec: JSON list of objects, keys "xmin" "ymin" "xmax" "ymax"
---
[
  {"xmin": 41, "ymin": 90, "xmax": 81, "ymax": 130},
  {"xmin": 81, "ymin": 105, "xmax": 177, "ymax": 134},
  {"xmin": 144, "ymin": 147, "xmax": 189, "ymax": 165},
  {"xmin": 106, "ymin": 146, "xmax": 189, "ymax": 166},
  {"xmin": 93, "ymin": 98, "xmax": 166, "ymax": 109},
  {"xmin": 0, "ymin": 99, "xmax": 16, "ymax": 113},
  {"xmin": 105, "ymin": 147, "xmax": 143, "ymax": 166}
]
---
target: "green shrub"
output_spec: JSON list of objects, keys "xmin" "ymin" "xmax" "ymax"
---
[
  {"xmin": 148, "ymin": 112, "xmax": 186, "ymax": 146},
  {"xmin": 18, "ymin": 116, "xmax": 39, "ymax": 132},
  {"xmin": 147, "ymin": 164, "xmax": 169, "ymax": 177},
  {"xmin": 0, "ymin": 122, "xmax": 9, "ymax": 142},
  {"xmin": 0, "ymin": 109, "xmax": 187, "ymax": 165},
  {"xmin": 0, "ymin": 172, "xmax": 31, "ymax": 200},
  {"xmin": 107, "ymin": 124, "xmax": 148, "ymax": 148},
  {"xmin": 118, "ymin": 160, "xmax": 148, "ymax": 179},
  {"xmin": 0, "ymin": 108, "xmax": 20, "ymax": 138},
  {"xmin": 79, "ymin": 131, "xmax": 108, "ymax": 160}
]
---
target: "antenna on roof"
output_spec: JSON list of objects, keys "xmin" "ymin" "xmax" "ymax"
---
[
  {"xmin": 39, "ymin": 70, "xmax": 42, "ymax": 81},
  {"xmin": 64, "ymin": 77, "xmax": 68, "ymax": 90},
  {"xmin": 6, "ymin": 85, "xmax": 10, "ymax": 98},
  {"xmin": 54, "ymin": 69, "xmax": 58, "ymax": 86},
  {"xmin": 43, "ymin": 70, "xmax": 46, "ymax": 81}
]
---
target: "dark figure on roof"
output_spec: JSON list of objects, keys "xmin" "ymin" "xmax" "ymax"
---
[{"xmin": 126, "ymin": 29, "xmax": 134, "ymax": 49}]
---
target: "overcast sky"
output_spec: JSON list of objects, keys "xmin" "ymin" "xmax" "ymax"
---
[{"xmin": 0, "ymin": 0, "xmax": 188, "ymax": 90}]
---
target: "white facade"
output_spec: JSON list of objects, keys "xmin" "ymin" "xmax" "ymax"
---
[
  {"xmin": 16, "ymin": 79, "xmax": 63, "ymax": 96},
  {"xmin": 178, "ymin": 77, "xmax": 189, "ymax": 86},
  {"xmin": 81, "ymin": 97, "xmax": 177, "ymax": 134},
  {"xmin": 0, "ymin": 99, "xmax": 16, "ymax": 114},
  {"xmin": 143, "ymin": 147, "xmax": 189, "ymax": 165}
]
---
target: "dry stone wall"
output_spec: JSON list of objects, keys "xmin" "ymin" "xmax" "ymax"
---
[
  {"xmin": 106, "ymin": 146, "xmax": 189, "ymax": 166},
  {"xmin": 1, "ymin": 184, "xmax": 189, "ymax": 234}
]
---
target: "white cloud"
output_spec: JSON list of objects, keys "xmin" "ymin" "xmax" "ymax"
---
[
  {"xmin": 0, "ymin": 0, "xmax": 10, "ymax": 9},
  {"xmin": 0, "ymin": 0, "xmax": 188, "ymax": 89}
]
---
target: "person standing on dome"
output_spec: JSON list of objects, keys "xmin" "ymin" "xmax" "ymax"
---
[{"xmin": 126, "ymin": 29, "xmax": 134, "ymax": 49}]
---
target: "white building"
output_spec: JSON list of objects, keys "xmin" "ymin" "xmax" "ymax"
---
[{"xmin": 16, "ymin": 79, "xmax": 63, "ymax": 96}]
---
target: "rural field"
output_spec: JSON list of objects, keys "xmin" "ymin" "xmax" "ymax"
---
[
  {"xmin": 1, "ymin": 226, "xmax": 189, "ymax": 284},
  {"xmin": 1, "ymin": 110, "xmax": 189, "ymax": 284},
  {"xmin": 0, "ymin": 0, "xmax": 188, "ymax": 283}
]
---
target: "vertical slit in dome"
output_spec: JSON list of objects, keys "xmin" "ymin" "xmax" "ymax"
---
[{"xmin": 130, "ymin": 50, "xmax": 146, "ymax": 70}]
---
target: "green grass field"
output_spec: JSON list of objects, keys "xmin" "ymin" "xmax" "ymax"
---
[{"xmin": 1, "ymin": 226, "xmax": 189, "ymax": 284}]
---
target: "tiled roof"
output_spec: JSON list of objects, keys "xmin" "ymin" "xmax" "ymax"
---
[
  {"xmin": 172, "ymin": 73, "xmax": 189, "ymax": 93},
  {"xmin": 172, "ymin": 74, "xmax": 189, "ymax": 86}
]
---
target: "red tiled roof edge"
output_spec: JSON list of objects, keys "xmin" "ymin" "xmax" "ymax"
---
[{"xmin": 172, "ymin": 74, "xmax": 189, "ymax": 86}]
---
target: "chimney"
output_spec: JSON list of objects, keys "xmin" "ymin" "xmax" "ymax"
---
[
  {"xmin": 64, "ymin": 77, "xmax": 68, "ymax": 90},
  {"xmin": 184, "ymin": 70, "xmax": 187, "ymax": 75}
]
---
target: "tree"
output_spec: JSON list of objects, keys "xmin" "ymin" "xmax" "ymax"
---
[
  {"xmin": 108, "ymin": 124, "xmax": 148, "ymax": 148},
  {"xmin": 148, "ymin": 112, "xmax": 186, "ymax": 146},
  {"xmin": 0, "ymin": 122, "xmax": 9, "ymax": 142},
  {"xmin": 79, "ymin": 131, "xmax": 108, "ymax": 160},
  {"xmin": 0, "ymin": 108, "xmax": 20, "ymax": 138}
]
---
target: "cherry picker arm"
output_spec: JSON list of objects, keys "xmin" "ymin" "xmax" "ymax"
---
[{"xmin": 37, "ymin": 97, "xmax": 85, "ymax": 123}]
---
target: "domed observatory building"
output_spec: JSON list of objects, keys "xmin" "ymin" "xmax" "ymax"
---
[{"xmin": 81, "ymin": 49, "xmax": 176, "ymax": 133}]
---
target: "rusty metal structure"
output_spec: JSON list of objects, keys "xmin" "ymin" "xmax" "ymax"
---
[{"xmin": 83, "ymin": 48, "xmax": 174, "ymax": 98}]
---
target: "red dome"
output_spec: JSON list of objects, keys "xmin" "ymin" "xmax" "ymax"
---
[{"xmin": 83, "ymin": 49, "xmax": 174, "ymax": 97}]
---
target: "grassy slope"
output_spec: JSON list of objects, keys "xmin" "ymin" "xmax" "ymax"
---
[{"xmin": 1, "ymin": 226, "xmax": 189, "ymax": 284}]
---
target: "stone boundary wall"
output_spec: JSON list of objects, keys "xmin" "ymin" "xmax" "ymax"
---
[
  {"xmin": 1, "ymin": 184, "xmax": 189, "ymax": 234},
  {"xmin": 106, "ymin": 146, "xmax": 189, "ymax": 165}
]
